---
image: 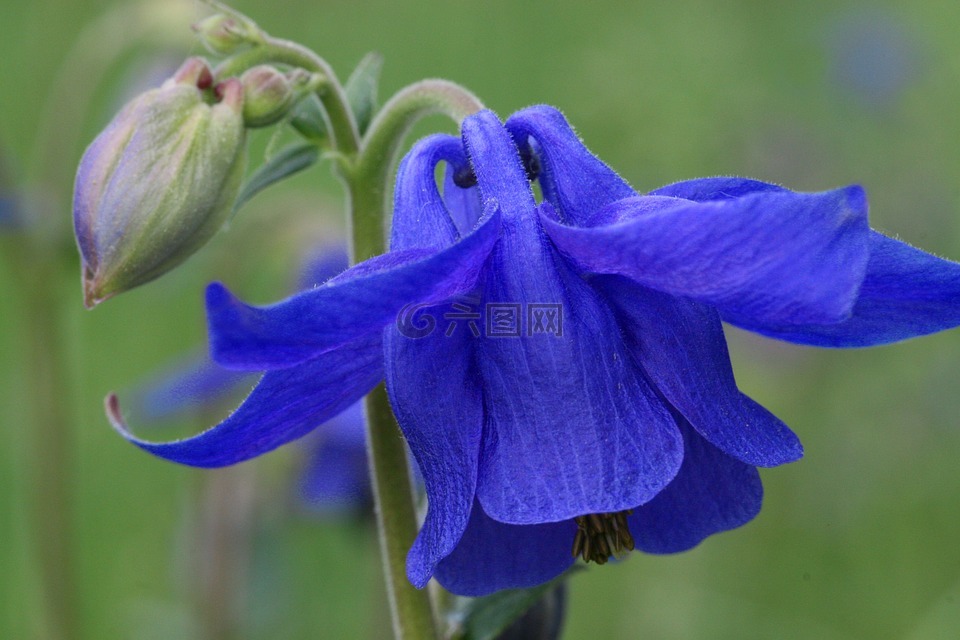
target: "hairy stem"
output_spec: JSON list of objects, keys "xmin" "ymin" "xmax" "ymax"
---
[{"xmin": 351, "ymin": 80, "xmax": 483, "ymax": 263}]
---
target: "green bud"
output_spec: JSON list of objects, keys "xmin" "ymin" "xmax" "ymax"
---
[
  {"xmin": 73, "ymin": 57, "xmax": 247, "ymax": 308},
  {"xmin": 192, "ymin": 11, "xmax": 263, "ymax": 56},
  {"xmin": 289, "ymin": 94, "xmax": 329, "ymax": 143},
  {"xmin": 240, "ymin": 66, "xmax": 321, "ymax": 128}
]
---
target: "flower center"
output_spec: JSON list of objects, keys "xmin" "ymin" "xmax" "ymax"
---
[{"xmin": 571, "ymin": 510, "xmax": 635, "ymax": 564}]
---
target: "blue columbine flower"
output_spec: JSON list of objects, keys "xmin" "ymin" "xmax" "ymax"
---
[{"xmin": 111, "ymin": 106, "xmax": 960, "ymax": 597}]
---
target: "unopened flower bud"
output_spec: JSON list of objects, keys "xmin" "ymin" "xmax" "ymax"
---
[
  {"xmin": 239, "ymin": 66, "xmax": 319, "ymax": 128},
  {"xmin": 74, "ymin": 57, "xmax": 246, "ymax": 308},
  {"xmin": 192, "ymin": 11, "xmax": 264, "ymax": 56}
]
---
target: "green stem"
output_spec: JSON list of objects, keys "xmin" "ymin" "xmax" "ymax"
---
[
  {"xmin": 362, "ymin": 386, "xmax": 437, "ymax": 640},
  {"xmin": 223, "ymin": 33, "xmax": 484, "ymax": 638},
  {"xmin": 214, "ymin": 38, "xmax": 360, "ymax": 156},
  {"xmin": 346, "ymin": 79, "xmax": 483, "ymax": 639}
]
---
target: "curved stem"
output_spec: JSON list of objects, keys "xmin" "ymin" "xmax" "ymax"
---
[
  {"xmin": 214, "ymin": 39, "xmax": 360, "ymax": 156},
  {"xmin": 362, "ymin": 80, "xmax": 484, "ymax": 159},
  {"xmin": 351, "ymin": 80, "xmax": 483, "ymax": 262}
]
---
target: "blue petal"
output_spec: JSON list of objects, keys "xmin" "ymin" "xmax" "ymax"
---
[
  {"xmin": 0, "ymin": 195, "xmax": 21, "ymax": 230},
  {"xmin": 462, "ymin": 111, "xmax": 683, "ymax": 524},
  {"xmin": 727, "ymin": 231, "xmax": 960, "ymax": 346},
  {"xmin": 462, "ymin": 110, "xmax": 536, "ymax": 216},
  {"xmin": 433, "ymin": 500, "xmax": 576, "ymax": 597},
  {"xmin": 649, "ymin": 176, "xmax": 788, "ymax": 201},
  {"xmin": 385, "ymin": 127, "xmax": 493, "ymax": 587},
  {"xmin": 299, "ymin": 437, "xmax": 369, "ymax": 509},
  {"xmin": 542, "ymin": 185, "xmax": 871, "ymax": 326},
  {"xmin": 207, "ymin": 205, "xmax": 500, "ymax": 371},
  {"xmin": 506, "ymin": 105, "xmax": 634, "ymax": 224},
  {"xmin": 630, "ymin": 415, "xmax": 763, "ymax": 554},
  {"xmin": 385, "ymin": 304, "xmax": 483, "ymax": 588},
  {"xmin": 109, "ymin": 334, "xmax": 383, "ymax": 467},
  {"xmin": 318, "ymin": 399, "xmax": 368, "ymax": 448},
  {"xmin": 595, "ymin": 275, "xmax": 802, "ymax": 467}
]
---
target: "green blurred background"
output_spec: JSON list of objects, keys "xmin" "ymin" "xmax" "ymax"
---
[{"xmin": 2, "ymin": 0, "xmax": 960, "ymax": 638}]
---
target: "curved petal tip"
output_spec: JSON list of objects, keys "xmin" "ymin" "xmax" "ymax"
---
[
  {"xmin": 105, "ymin": 392, "xmax": 124, "ymax": 430},
  {"xmin": 204, "ymin": 281, "xmax": 233, "ymax": 311},
  {"xmin": 106, "ymin": 392, "xmax": 145, "ymax": 447}
]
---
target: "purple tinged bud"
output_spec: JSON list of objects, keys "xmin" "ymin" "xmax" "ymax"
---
[
  {"xmin": 170, "ymin": 55, "xmax": 214, "ymax": 88},
  {"xmin": 191, "ymin": 12, "xmax": 264, "ymax": 56},
  {"xmin": 240, "ymin": 66, "xmax": 292, "ymax": 127},
  {"xmin": 239, "ymin": 66, "xmax": 320, "ymax": 128},
  {"xmin": 73, "ymin": 57, "xmax": 246, "ymax": 308}
]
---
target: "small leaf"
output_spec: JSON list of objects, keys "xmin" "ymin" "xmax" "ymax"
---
[
  {"xmin": 233, "ymin": 143, "xmax": 320, "ymax": 213},
  {"xmin": 345, "ymin": 52, "xmax": 384, "ymax": 135},
  {"xmin": 289, "ymin": 94, "xmax": 329, "ymax": 143},
  {"xmin": 456, "ymin": 571, "xmax": 574, "ymax": 640}
]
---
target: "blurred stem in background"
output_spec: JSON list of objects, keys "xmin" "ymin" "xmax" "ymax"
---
[
  {"xmin": 191, "ymin": 462, "xmax": 258, "ymax": 640},
  {"xmin": 26, "ymin": 0, "xmax": 197, "ymax": 239},
  {"xmin": 10, "ymin": 2, "xmax": 197, "ymax": 637},
  {"xmin": 7, "ymin": 242, "xmax": 77, "ymax": 640}
]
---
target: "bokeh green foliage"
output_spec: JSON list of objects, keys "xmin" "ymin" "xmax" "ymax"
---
[{"xmin": 2, "ymin": 0, "xmax": 960, "ymax": 638}]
